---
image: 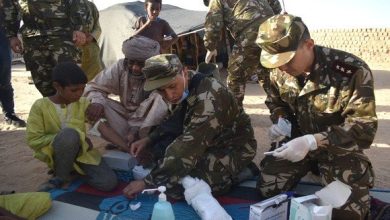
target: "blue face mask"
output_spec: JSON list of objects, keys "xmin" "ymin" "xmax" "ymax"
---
[
  {"xmin": 179, "ymin": 89, "xmax": 189, "ymax": 102},
  {"xmin": 170, "ymin": 73, "xmax": 189, "ymax": 104}
]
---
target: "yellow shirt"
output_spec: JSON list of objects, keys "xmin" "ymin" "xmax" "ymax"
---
[{"xmin": 26, "ymin": 97, "xmax": 101, "ymax": 174}]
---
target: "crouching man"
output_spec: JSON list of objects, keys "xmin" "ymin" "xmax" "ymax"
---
[{"xmin": 123, "ymin": 54, "xmax": 258, "ymax": 199}]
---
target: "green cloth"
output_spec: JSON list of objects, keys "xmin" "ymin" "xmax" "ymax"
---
[
  {"xmin": 27, "ymin": 97, "xmax": 101, "ymax": 174},
  {"xmin": 81, "ymin": 1, "xmax": 104, "ymax": 81},
  {"xmin": 0, "ymin": 192, "xmax": 51, "ymax": 220}
]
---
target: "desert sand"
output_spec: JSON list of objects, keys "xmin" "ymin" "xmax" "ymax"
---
[{"xmin": 1, "ymin": 64, "xmax": 389, "ymax": 193}]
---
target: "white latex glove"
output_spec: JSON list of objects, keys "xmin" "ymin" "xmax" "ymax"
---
[
  {"xmin": 268, "ymin": 117, "xmax": 291, "ymax": 142},
  {"xmin": 273, "ymin": 134, "xmax": 317, "ymax": 162},
  {"xmin": 205, "ymin": 49, "xmax": 217, "ymax": 63}
]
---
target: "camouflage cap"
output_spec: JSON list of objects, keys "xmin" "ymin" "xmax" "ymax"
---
[
  {"xmin": 142, "ymin": 54, "xmax": 183, "ymax": 91},
  {"xmin": 256, "ymin": 14, "xmax": 308, "ymax": 68}
]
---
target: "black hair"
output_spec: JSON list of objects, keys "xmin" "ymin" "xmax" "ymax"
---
[
  {"xmin": 145, "ymin": 0, "xmax": 162, "ymax": 6},
  {"xmin": 52, "ymin": 62, "xmax": 87, "ymax": 87},
  {"xmin": 203, "ymin": 0, "xmax": 209, "ymax": 7}
]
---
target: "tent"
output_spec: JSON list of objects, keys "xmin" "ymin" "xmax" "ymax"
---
[{"xmin": 98, "ymin": 1, "xmax": 209, "ymax": 68}]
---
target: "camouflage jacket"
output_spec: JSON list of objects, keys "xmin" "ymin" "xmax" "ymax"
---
[
  {"xmin": 3, "ymin": 0, "xmax": 88, "ymax": 38},
  {"xmin": 266, "ymin": 46, "xmax": 377, "ymax": 157},
  {"xmin": 204, "ymin": 0, "xmax": 281, "ymax": 51},
  {"xmin": 144, "ymin": 73, "xmax": 257, "ymax": 187}
]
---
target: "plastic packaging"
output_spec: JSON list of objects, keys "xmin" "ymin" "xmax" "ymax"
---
[
  {"xmin": 132, "ymin": 165, "xmax": 152, "ymax": 180},
  {"xmin": 142, "ymin": 186, "xmax": 175, "ymax": 220},
  {"xmin": 182, "ymin": 176, "xmax": 232, "ymax": 220}
]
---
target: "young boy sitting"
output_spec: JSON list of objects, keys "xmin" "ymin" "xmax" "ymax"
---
[{"xmin": 27, "ymin": 62, "xmax": 118, "ymax": 191}]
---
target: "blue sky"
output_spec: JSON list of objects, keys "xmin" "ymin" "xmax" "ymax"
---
[{"xmin": 94, "ymin": 0, "xmax": 390, "ymax": 30}]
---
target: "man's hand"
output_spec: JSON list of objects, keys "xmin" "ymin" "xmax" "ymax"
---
[
  {"xmin": 9, "ymin": 37, "xmax": 23, "ymax": 53},
  {"xmin": 268, "ymin": 117, "xmax": 291, "ymax": 142},
  {"xmin": 205, "ymin": 49, "xmax": 217, "ymax": 63},
  {"xmin": 86, "ymin": 103, "xmax": 105, "ymax": 122},
  {"xmin": 273, "ymin": 134, "xmax": 317, "ymax": 162},
  {"xmin": 130, "ymin": 137, "xmax": 154, "ymax": 166},
  {"xmin": 85, "ymin": 33, "xmax": 94, "ymax": 44},
  {"xmin": 130, "ymin": 137, "xmax": 151, "ymax": 157},
  {"xmin": 123, "ymin": 180, "xmax": 146, "ymax": 199},
  {"xmin": 73, "ymin": 31, "xmax": 86, "ymax": 47}
]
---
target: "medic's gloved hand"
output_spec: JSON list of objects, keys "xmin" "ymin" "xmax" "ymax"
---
[
  {"xmin": 268, "ymin": 117, "xmax": 291, "ymax": 142},
  {"xmin": 205, "ymin": 49, "xmax": 217, "ymax": 63},
  {"xmin": 273, "ymin": 134, "xmax": 317, "ymax": 162}
]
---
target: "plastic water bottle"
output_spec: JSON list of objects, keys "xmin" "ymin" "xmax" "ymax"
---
[{"xmin": 143, "ymin": 186, "xmax": 175, "ymax": 220}]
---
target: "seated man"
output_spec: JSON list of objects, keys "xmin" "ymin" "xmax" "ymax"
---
[
  {"xmin": 84, "ymin": 36, "xmax": 168, "ymax": 151},
  {"xmin": 123, "ymin": 54, "xmax": 258, "ymax": 199},
  {"xmin": 255, "ymin": 14, "xmax": 377, "ymax": 219}
]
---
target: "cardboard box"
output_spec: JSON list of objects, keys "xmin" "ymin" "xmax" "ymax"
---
[
  {"xmin": 102, "ymin": 150, "xmax": 137, "ymax": 171},
  {"xmin": 249, "ymin": 194, "xmax": 289, "ymax": 220},
  {"xmin": 289, "ymin": 180, "xmax": 352, "ymax": 220},
  {"xmin": 289, "ymin": 195, "xmax": 332, "ymax": 220}
]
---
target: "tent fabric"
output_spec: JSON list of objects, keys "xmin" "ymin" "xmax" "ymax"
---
[{"xmin": 98, "ymin": 1, "xmax": 207, "ymax": 67}]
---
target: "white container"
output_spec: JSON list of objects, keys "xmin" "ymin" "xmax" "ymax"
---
[
  {"xmin": 132, "ymin": 165, "xmax": 152, "ymax": 180},
  {"xmin": 102, "ymin": 150, "xmax": 137, "ymax": 171},
  {"xmin": 249, "ymin": 194, "xmax": 289, "ymax": 220}
]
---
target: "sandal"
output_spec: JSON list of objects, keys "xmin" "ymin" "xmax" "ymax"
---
[
  {"xmin": 0, "ymin": 190, "xmax": 15, "ymax": 195},
  {"xmin": 105, "ymin": 143, "xmax": 120, "ymax": 150},
  {"xmin": 37, "ymin": 177, "xmax": 64, "ymax": 192}
]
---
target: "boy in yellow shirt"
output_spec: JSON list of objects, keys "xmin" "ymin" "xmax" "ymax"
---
[{"xmin": 27, "ymin": 62, "xmax": 117, "ymax": 191}]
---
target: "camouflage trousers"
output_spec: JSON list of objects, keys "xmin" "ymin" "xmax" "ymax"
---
[
  {"xmin": 23, "ymin": 36, "xmax": 80, "ymax": 96},
  {"xmin": 163, "ymin": 138, "xmax": 257, "ymax": 199},
  {"xmin": 227, "ymin": 24, "xmax": 271, "ymax": 106},
  {"xmin": 257, "ymin": 150, "xmax": 374, "ymax": 219}
]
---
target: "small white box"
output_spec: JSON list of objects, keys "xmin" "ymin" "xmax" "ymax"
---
[
  {"xmin": 102, "ymin": 150, "xmax": 137, "ymax": 171},
  {"xmin": 289, "ymin": 195, "xmax": 332, "ymax": 220},
  {"xmin": 289, "ymin": 180, "xmax": 352, "ymax": 220},
  {"xmin": 249, "ymin": 194, "xmax": 289, "ymax": 220}
]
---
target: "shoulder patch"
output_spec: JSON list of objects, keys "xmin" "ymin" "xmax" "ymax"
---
[{"xmin": 332, "ymin": 61, "xmax": 359, "ymax": 77}]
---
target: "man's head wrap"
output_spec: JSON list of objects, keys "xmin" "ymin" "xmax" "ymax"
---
[{"xmin": 122, "ymin": 35, "xmax": 160, "ymax": 61}]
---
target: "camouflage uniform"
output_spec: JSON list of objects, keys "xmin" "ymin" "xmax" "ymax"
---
[
  {"xmin": 256, "ymin": 15, "xmax": 377, "ymax": 219},
  {"xmin": 203, "ymin": 0, "xmax": 281, "ymax": 106},
  {"xmin": 3, "ymin": 0, "xmax": 88, "ymax": 96},
  {"xmin": 142, "ymin": 54, "xmax": 257, "ymax": 199}
]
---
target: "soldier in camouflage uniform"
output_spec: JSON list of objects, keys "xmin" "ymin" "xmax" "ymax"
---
[
  {"xmin": 122, "ymin": 54, "xmax": 257, "ymax": 199},
  {"xmin": 255, "ymin": 14, "xmax": 377, "ymax": 219},
  {"xmin": 203, "ymin": 0, "xmax": 281, "ymax": 106},
  {"xmin": 3, "ymin": 0, "xmax": 88, "ymax": 96}
]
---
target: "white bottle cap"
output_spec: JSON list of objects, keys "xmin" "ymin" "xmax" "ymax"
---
[{"xmin": 142, "ymin": 186, "xmax": 167, "ymax": 201}]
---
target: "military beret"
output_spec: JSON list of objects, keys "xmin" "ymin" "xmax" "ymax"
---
[
  {"xmin": 142, "ymin": 54, "xmax": 183, "ymax": 91},
  {"xmin": 256, "ymin": 14, "xmax": 308, "ymax": 68}
]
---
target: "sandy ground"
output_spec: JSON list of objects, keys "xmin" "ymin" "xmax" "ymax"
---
[{"xmin": 1, "ymin": 64, "xmax": 390, "ymax": 193}]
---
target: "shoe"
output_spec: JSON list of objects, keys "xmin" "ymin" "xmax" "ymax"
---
[
  {"xmin": 105, "ymin": 143, "xmax": 120, "ymax": 150},
  {"xmin": 0, "ymin": 190, "xmax": 15, "ymax": 195},
  {"xmin": 37, "ymin": 177, "xmax": 65, "ymax": 192},
  {"xmin": 4, "ymin": 113, "xmax": 26, "ymax": 127}
]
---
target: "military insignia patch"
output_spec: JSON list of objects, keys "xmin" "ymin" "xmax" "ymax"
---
[{"xmin": 332, "ymin": 61, "xmax": 358, "ymax": 77}]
